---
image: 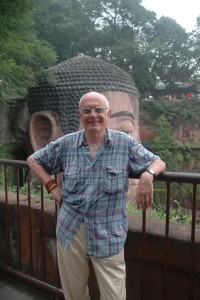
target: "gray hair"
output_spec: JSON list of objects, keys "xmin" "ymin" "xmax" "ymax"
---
[{"xmin": 79, "ymin": 92, "xmax": 110, "ymax": 108}]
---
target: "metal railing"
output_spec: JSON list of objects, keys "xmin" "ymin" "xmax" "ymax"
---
[
  {"xmin": 0, "ymin": 159, "xmax": 63, "ymax": 299},
  {"xmin": 0, "ymin": 159, "xmax": 200, "ymax": 300},
  {"xmin": 137, "ymin": 171, "xmax": 200, "ymax": 300}
]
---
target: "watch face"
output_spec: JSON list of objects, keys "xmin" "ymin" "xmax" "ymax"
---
[{"xmin": 147, "ymin": 169, "xmax": 157, "ymax": 177}]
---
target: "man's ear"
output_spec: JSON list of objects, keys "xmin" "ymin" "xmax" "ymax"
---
[{"xmin": 29, "ymin": 111, "xmax": 63, "ymax": 151}]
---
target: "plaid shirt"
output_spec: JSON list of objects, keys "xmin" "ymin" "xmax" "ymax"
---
[{"xmin": 34, "ymin": 129, "xmax": 159, "ymax": 258}]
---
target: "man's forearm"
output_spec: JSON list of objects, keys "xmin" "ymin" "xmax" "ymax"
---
[
  {"xmin": 146, "ymin": 159, "xmax": 166, "ymax": 176},
  {"xmin": 27, "ymin": 154, "xmax": 52, "ymax": 184}
]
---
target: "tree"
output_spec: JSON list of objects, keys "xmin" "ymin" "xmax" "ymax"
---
[
  {"xmin": 148, "ymin": 115, "xmax": 191, "ymax": 172},
  {"xmin": 150, "ymin": 115, "xmax": 179, "ymax": 171},
  {"xmin": 0, "ymin": 0, "xmax": 57, "ymax": 103},
  {"xmin": 188, "ymin": 16, "xmax": 200, "ymax": 83},
  {"xmin": 34, "ymin": 0, "xmax": 97, "ymax": 61},
  {"xmin": 150, "ymin": 17, "xmax": 193, "ymax": 84},
  {"xmin": 111, "ymin": 39, "xmax": 156, "ymax": 95},
  {"xmin": 0, "ymin": 0, "xmax": 199, "ymax": 107},
  {"xmin": 84, "ymin": 0, "xmax": 158, "ymax": 94}
]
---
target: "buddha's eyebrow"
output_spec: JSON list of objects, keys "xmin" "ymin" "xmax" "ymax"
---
[{"xmin": 110, "ymin": 111, "xmax": 135, "ymax": 120}]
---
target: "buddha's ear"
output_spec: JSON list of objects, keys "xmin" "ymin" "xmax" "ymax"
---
[{"xmin": 29, "ymin": 111, "xmax": 63, "ymax": 151}]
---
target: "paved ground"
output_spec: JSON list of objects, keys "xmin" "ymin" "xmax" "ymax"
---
[{"xmin": 0, "ymin": 271, "xmax": 53, "ymax": 300}]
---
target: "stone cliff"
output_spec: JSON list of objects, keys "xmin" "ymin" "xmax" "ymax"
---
[{"xmin": 139, "ymin": 119, "xmax": 200, "ymax": 146}]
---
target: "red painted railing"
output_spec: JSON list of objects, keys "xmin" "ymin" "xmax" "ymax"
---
[{"xmin": 0, "ymin": 159, "xmax": 200, "ymax": 300}]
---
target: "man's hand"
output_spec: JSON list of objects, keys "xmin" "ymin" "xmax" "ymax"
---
[
  {"xmin": 51, "ymin": 186, "xmax": 62, "ymax": 207},
  {"xmin": 136, "ymin": 172, "xmax": 154, "ymax": 210}
]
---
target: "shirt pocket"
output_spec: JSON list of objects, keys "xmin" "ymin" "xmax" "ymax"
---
[
  {"xmin": 102, "ymin": 166, "xmax": 126, "ymax": 193},
  {"xmin": 64, "ymin": 168, "xmax": 80, "ymax": 193}
]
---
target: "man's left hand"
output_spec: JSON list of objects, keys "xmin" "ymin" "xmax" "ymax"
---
[{"xmin": 136, "ymin": 172, "xmax": 154, "ymax": 210}]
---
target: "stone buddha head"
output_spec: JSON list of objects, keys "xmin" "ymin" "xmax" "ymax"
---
[
  {"xmin": 27, "ymin": 55, "xmax": 140, "ymax": 151},
  {"xmin": 27, "ymin": 55, "xmax": 140, "ymax": 202}
]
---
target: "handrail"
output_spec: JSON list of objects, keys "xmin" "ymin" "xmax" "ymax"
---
[
  {"xmin": 0, "ymin": 159, "xmax": 28, "ymax": 167},
  {"xmin": 0, "ymin": 159, "xmax": 200, "ymax": 300},
  {"xmin": 1, "ymin": 158, "xmax": 200, "ymax": 183}
]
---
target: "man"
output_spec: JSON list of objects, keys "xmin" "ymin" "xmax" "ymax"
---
[{"xmin": 27, "ymin": 91, "xmax": 166, "ymax": 300}]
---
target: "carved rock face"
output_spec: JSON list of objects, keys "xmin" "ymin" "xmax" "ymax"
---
[
  {"xmin": 27, "ymin": 55, "xmax": 140, "ymax": 150},
  {"xmin": 27, "ymin": 55, "xmax": 140, "ymax": 204}
]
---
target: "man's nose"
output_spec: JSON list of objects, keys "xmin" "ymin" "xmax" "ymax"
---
[{"xmin": 89, "ymin": 108, "xmax": 98, "ymax": 116}]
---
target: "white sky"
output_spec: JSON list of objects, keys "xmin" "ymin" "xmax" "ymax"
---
[{"xmin": 142, "ymin": 0, "xmax": 200, "ymax": 32}]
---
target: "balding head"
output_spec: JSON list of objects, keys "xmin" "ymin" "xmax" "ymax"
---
[{"xmin": 79, "ymin": 92, "xmax": 110, "ymax": 109}]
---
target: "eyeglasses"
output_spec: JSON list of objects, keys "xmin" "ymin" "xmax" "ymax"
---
[{"xmin": 81, "ymin": 106, "xmax": 109, "ymax": 115}]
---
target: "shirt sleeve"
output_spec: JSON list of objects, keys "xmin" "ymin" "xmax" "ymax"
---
[
  {"xmin": 129, "ymin": 138, "xmax": 160, "ymax": 176},
  {"xmin": 33, "ymin": 138, "xmax": 64, "ymax": 175}
]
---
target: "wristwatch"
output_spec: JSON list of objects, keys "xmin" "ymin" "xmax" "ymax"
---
[{"xmin": 145, "ymin": 169, "xmax": 157, "ymax": 178}]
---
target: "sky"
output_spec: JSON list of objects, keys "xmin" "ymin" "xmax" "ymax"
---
[{"xmin": 142, "ymin": 0, "xmax": 200, "ymax": 32}]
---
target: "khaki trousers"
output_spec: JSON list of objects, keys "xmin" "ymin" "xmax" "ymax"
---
[{"xmin": 57, "ymin": 223, "xmax": 126, "ymax": 300}]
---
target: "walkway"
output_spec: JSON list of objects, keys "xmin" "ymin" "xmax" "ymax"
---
[{"xmin": 0, "ymin": 271, "xmax": 53, "ymax": 300}]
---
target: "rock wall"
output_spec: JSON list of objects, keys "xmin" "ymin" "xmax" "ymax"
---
[
  {"xmin": 173, "ymin": 122, "xmax": 200, "ymax": 144},
  {"xmin": 0, "ymin": 103, "xmax": 16, "ymax": 146},
  {"xmin": 139, "ymin": 119, "xmax": 200, "ymax": 145},
  {"xmin": 0, "ymin": 102, "xmax": 30, "ymax": 158}
]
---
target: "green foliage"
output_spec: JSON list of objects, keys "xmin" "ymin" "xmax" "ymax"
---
[
  {"xmin": 126, "ymin": 201, "xmax": 192, "ymax": 224},
  {"xmin": 0, "ymin": 144, "xmax": 15, "ymax": 159},
  {"xmin": 153, "ymin": 115, "xmax": 177, "ymax": 150},
  {"xmin": 140, "ymin": 99, "xmax": 200, "ymax": 125},
  {"xmin": 34, "ymin": 0, "xmax": 97, "ymax": 61},
  {"xmin": 1, "ymin": 0, "xmax": 200, "ymax": 102},
  {"xmin": 112, "ymin": 39, "xmax": 156, "ymax": 94},
  {"xmin": 9, "ymin": 180, "xmax": 53, "ymax": 200},
  {"xmin": 127, "ymin": 181, "xmax": 194, "ymax": 224},
  {"xmin": 140, "ymin": 100, "xmax": 200, "ymax": 170},
  {"xmin": 150, "ymin": 16, "xmax": 194, "ymax": 83},
  {"xmin": 32, "ymin": 0, "xmax": 200, "ymax": 94},
  {"xmin": 0, "ymin": 0, "xmax": 57, "ymax": 103},
  {"xmin": 152, "ymin": 200, "xmax": 192, "ymax": 224},
  {"xmin": 0, "ymin": 144, "xmax": 16, "ymax": 188},
  {"xmin": 142, "ymin": 113, "xmax": 191, "ymax": 171}
]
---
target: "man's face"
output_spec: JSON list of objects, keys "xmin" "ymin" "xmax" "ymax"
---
[
  {"xmin": 78, "ymin": 92, "xmax": 111, "ymax": 135},
  {"xmin": 78, "ymin": 91, "xmax": 140, "ymax": 143}
]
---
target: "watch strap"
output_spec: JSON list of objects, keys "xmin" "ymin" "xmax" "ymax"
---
[{"xmin": 145, "ymin": 169, "xmax": 157, "ymax": 178}]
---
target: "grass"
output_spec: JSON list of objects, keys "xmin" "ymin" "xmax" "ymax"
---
[{"xmin": 126, "ymin": 199, "xmax": 192, "ymax": 224}]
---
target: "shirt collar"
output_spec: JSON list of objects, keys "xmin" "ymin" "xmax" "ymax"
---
[
  {"xmin": 77, "ymin": 129, "xmax": 112, "ymax": 147},
  {"xmin": 106, "ymin": 129, "xmax": 112, "ymax": 145}
]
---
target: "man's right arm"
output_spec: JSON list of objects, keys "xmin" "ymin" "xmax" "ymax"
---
[
  {"xmin": 27, "ymin": 154, "xmax": 62, "ymax": 206},
  {"xmin": 27, "ymin": 154, "xmax": 52, "ymax": 185}
]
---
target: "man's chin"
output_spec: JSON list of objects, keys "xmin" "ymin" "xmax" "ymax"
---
[
  {"xmin": 87, "ymin": 124, "xmax": 100, "ymax": 130},
  {"xmin": 86, "ymin": 125, "xmax": 104, "ymax": 133}
]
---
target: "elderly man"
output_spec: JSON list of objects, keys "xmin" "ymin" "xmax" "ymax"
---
[{"xmin": 27, "ymin": 91, "xmax": 166, "ymax": 300}]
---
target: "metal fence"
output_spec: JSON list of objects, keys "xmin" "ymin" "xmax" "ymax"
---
[{"xmin": 0, "ymin": 159, "xmax": 200, "ymax": 300}]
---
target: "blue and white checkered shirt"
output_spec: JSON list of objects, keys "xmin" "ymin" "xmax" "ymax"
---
[{"xmin": 34, "ymin": 129, "xmax": 159, "ymax": 258}]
